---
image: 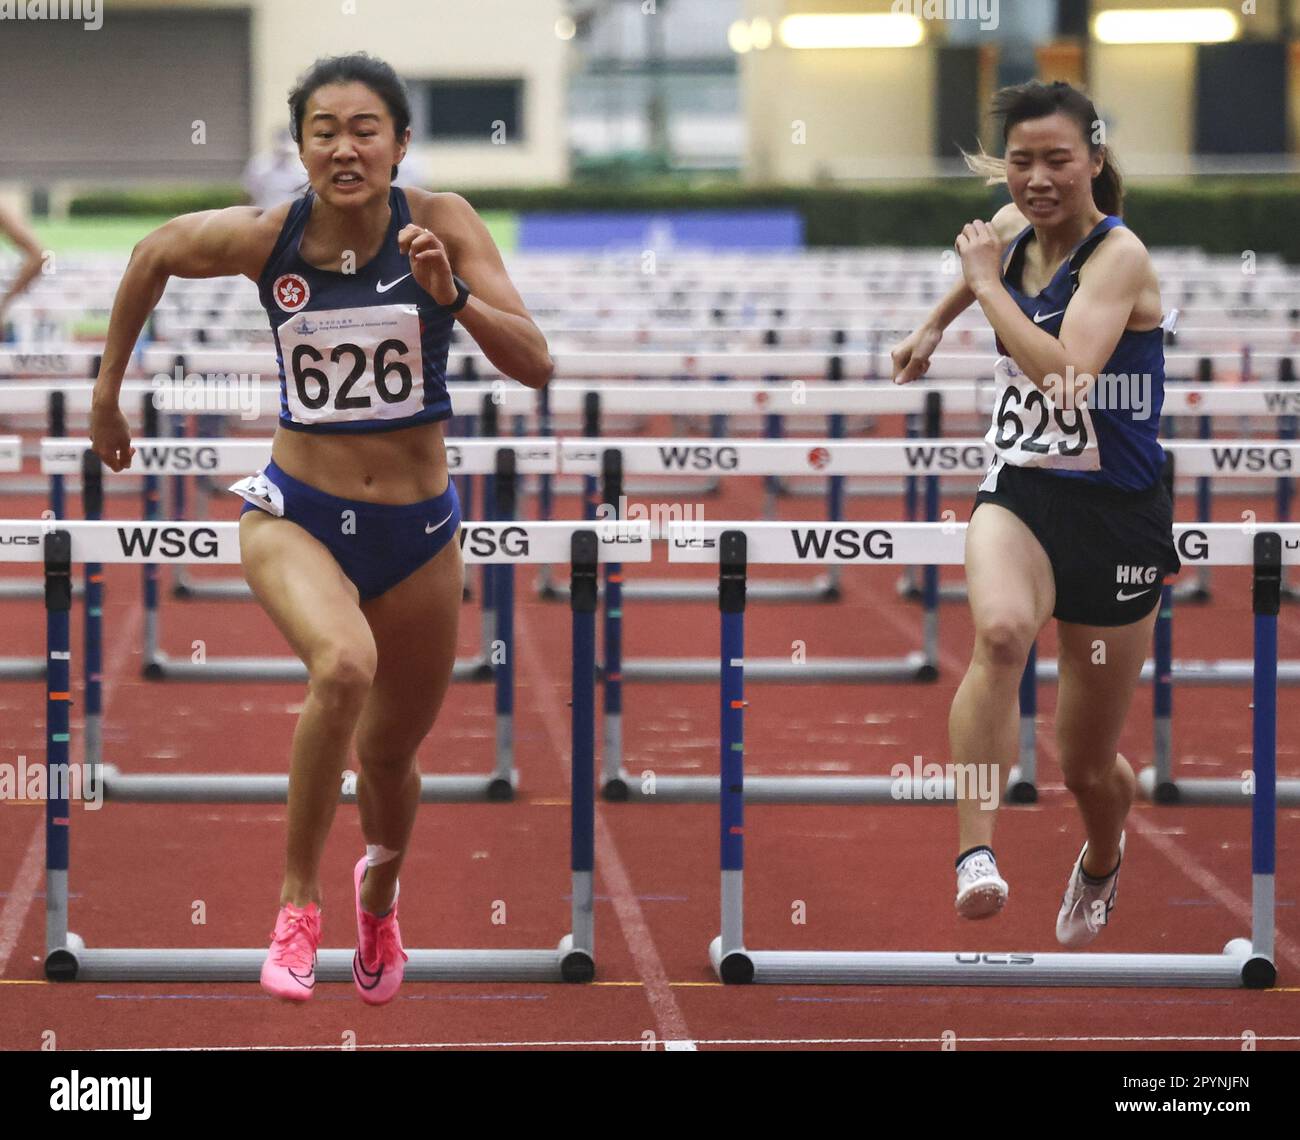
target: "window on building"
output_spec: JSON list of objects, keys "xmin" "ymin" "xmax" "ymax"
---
[{"xmin": 415, "ymin": 79, "xmax": 525, "ymax": 143}]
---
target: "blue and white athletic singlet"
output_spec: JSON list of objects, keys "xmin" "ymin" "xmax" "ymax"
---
[
  {"xmin": 986, "ymin": 215, "xmax": 1167, "ymax": 492},
  {"xmin": 257, "ymin": 187, "xmax": 454, "ymax": 433}
]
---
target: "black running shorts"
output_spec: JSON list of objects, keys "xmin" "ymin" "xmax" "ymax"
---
[{"xmin": 972, "ymin": 461, "xmax": 1182, "ymax": 627}]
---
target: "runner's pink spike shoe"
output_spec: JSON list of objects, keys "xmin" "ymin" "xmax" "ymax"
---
[
  {"xmin": 353, "ymin": 856, "xmax": 409, "ymax": 1005},
  {"xmin": 261, "ymin": 902, "xmax": 322, "ymax": 1001}
]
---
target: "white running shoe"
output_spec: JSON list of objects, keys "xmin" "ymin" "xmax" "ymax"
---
[
  {"xmin": 1056, "ymin": 832, "xmax": 1126, "ymax": 948},
  {"xmin": 955, "ymin": 851, "xmax": 1008, "ymax": 919}
]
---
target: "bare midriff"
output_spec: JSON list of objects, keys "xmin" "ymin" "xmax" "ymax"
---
[{"xmin": 270, "ymin": 419, "xmax": 450, "ymax": 504}]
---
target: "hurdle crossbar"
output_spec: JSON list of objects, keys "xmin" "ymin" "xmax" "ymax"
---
[
  {"xmin": 29, "ymin": 521, "xmax": 649, "ymax": 982},
  {"xmin": 628, "ymin": 521, "xmax": 1300, "ymax": 809},
  {"xmin": 689, "ymin": 524, "xmax": 1283, "ymax": 988}
]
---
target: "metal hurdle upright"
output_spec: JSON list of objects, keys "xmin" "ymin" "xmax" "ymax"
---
[
  {"xmin": 1139, "ymin": 464, "xmax": 1300, "ymax": 805},
  {"xmin": 11, "ymin": 517, "xmax": 653, "ymax": 983},
  {"xmin": 671, "ymin": 521, "xmax": 1286, "ymax": 988}
]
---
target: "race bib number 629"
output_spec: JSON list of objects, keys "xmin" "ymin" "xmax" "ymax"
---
[{"xmin": 985, "ymin": 357, "xmax": 1099, "ymax": 470}]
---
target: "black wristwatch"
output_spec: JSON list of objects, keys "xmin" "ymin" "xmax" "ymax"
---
[{"xmin": 446, "ymin": 274, "xmax": 471, "ymax": 313}]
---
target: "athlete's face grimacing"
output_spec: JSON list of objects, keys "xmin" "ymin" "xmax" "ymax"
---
[
  {"xmin": 299, "ymin": 81, "xmax": 410, "ymax": 208},
  {"xmin": 1004, "ymin": 112, "xmax": 1105, "ymax": 227}
]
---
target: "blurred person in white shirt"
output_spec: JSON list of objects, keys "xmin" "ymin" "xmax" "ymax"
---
[{"xmin": 242, "ymin": 129, "xmax": 309, "ymax": 209}]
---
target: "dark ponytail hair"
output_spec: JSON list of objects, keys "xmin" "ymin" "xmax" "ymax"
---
[
  {"xmin": 288, "ymin": 53, "xmax": 411, "ymax": 181},
  {"xmin": 965, "ymin": 80, "xmax": 1124, "ymax": 217}
]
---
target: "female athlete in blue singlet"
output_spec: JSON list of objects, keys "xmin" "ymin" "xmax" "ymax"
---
[
  {"xmin": 90, "ymin": 54, "xmax": 552, "ymax": 1003},
  {"xmin": 892, "ymin": 81, "xmax": 1178, "ymax": 945}
]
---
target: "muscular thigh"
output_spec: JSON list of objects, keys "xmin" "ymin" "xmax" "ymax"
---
[
  {"xmin": 965, "ymin": 502, "xmax": 1056, "ymax": 640},
  {"xmin": 239, "ymin": 509, "xmax": 374, "ymax": 667},
  {"xmin": 355, "ymin": 535, "xmax": 465, "ymax": 758}
]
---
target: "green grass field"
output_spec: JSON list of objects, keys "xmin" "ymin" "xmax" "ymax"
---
[{"xmin": 30, "ymin": 211, "xmax": 519, "ymax": 255}]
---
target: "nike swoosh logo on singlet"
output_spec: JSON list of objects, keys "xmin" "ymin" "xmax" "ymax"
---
[
  {"xmin": 376, "ymin": 273, "xmax": 412, "ymax": 293},
  {"xmin": 1033, "ymin": 309, "xmax": 1065, "ymax": 324},
  {"xmin": 425, "ymin": 509, "xmax": 455, "ymax": 534}
]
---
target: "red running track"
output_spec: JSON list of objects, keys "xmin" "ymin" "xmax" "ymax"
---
[{"xmin": 1, "ymin": 439, "xmax": 1297, "ymax": 1051}]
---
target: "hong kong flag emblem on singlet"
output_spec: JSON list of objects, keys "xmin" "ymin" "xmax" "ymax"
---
[{"xmin": 273, "ymin": 273, "xmax": 310, "ymax": 312}]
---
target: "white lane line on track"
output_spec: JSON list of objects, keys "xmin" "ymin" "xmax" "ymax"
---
[
  {"xmin": 0, "ymin": 826, "xmax": 43, "ymax": 977},
  {"xmin": 90, "ymin": 1033, "xmax": 1300, "ymax": 1051},
  {"xmin": 0, "ymin": 595, "xmax": 144, "ymax": 978},
  {"xmin": 515, "ymin": 600, "xmax": 697, "ymax": 1052},
  {"xmin": 866, "ymin": 586, "xmax": 1300, "ymax": 972}
]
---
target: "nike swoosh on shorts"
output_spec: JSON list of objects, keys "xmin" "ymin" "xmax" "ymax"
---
[
  {"xmin": 1115, "ymin": 587, "xmax": 1154, "ymax": 601},
  {"xmin": 425, "ymin": 508, "xmax": 455, "ymax": 534}
]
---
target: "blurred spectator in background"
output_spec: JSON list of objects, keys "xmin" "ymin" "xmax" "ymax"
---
[
  {"xmin": 0, "ymin": 201, "xmax": 44, "ymax": 324},
  {"xmin": 243, "ymin": 129, "xmax": 309, "ymax": 209}
]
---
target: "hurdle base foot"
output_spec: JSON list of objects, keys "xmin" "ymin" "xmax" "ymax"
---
[
  {"xmin": 1225, "ymin": 939, "xmax": 1276, "ymax": 989},
  {"xmin": 560, "ymin": 949, "xmax": 595, "ymax": 983},
  {"xmin": 709, "ymin": 936, "xmax": 754, "ymax": 984},
  {"xmin": 1153, "ymin": 781, "xmax": 1180, "ymax": 805},
  {"xmin": 470, "ymin": 661, "xmax": 494, "ymax": 683},
  {"xmin": 486, "ymin": 776, "xmax": 515, "ymax": 802},
  {"xmin": 1005, "ymin": 780, "xmax": 1038, "ymax": 805},
  {"xmin": 914, "ymin": 662, "xmax": 939, "ymax": 683},
  {"xmin": 45, "ymin": 932, "xmax": 86, "ymax": 982},
  {"xmin": 1242, "ymin": 956, "xmax": 1276, "ymax": 989},
  {"xmin": 1138, "ymin": 766, "xmax": 1181, "ymax": 804},
  {"xmin": 142, "ymin": 661, "xmax": 163, "ymax": 681},
  {"xmin": 172, "ymin": 583, "xmax": 193, "ymax": 600},
  {"xmin": 602, "ymin": 776, "xmax": 630, "ymax": 802},
  {"xmin": 558, "ymin": 934, "xmax": 595, "ymax": 983}
]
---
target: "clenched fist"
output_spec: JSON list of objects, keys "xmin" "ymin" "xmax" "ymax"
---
[{"xmin": 397, "ymin": 224, "xmax": 458, "ymax": 306}]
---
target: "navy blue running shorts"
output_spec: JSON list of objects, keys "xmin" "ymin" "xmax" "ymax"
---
[
  {"xmin": 231, "ymin": 460, "xmax": 460, "ymax": 602},
  {"xmin": 972, "ymin": 461, "xmax": 1181, "ymax": 627}
]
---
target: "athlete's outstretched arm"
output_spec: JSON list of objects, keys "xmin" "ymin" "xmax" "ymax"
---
[
  {"xmin": 404, "ymin": 194, "xmax": 552, "ymax": 390},
  {"xmin": 92, "ymin": 207, "xmax": 269, "ymax": 470},
  {"xmin": 958, "ymin": 219, "xmax": 1147, "ymax": 404},
  {"xmin": 892, "ymin": 203, "xmax": 1027, "ymax": 384},
  {"xmin": 0, "ymin": 203, "xmax": 45, "ymax": 317}
]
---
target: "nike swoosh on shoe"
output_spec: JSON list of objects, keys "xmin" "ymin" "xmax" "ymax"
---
[{"xmin": 353, "ymin": 951, "xmax": 384, "ymax": 989}]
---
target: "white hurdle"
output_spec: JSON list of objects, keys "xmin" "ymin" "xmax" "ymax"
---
[
  {"xmin": 10, "ymin": 519, "xmax": 649, "ymax": 982},
  {"xmin": 667, "ymin": 521, "xmax": 1288, "ymax": 988}
]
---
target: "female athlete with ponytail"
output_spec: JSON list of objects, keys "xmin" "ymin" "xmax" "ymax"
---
[{"xmin": 893, "ymin": 80, "xmax": 1178, "ymax": 945}]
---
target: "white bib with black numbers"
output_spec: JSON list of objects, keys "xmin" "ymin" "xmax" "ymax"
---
[
  {"xmin": 278, "ymin": 304, "xmax": 425, "ymax": 427},
  {"xmin": 980, "ymin": 354, "xmax": 1099, "ymax": 491}
]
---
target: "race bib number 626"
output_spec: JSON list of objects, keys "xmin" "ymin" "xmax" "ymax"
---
[{"xmin": 279, "ymin": 305, "xmax": 425, "ymax": 426}]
